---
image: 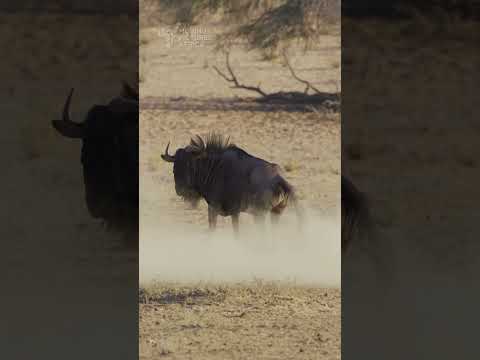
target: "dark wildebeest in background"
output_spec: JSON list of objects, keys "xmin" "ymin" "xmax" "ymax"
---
[
  {"xmin": 52, "ymin": 82, "xmax": 139, "ymax": 246},
  {"xmin": 161, "ymin": 133, "xmax": 303, "ymax": 235},
  {"xmin": 342, "ymin": 175, "xmax": 371, "ymax": 254},
  {"xmin": 342, "ymin": 176, "xmax": 394, "ymax": 286}
]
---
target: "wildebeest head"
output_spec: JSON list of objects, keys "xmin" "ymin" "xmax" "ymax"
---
[
  {"xmin": 160, "ymin": 136, "xmax": 211, "ymax": 207},
  {"xmin": 52, "ymin": 83, "xmax": 139, "ymax": 230}
]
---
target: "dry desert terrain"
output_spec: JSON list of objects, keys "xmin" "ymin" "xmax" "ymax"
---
[{"xmin": 139, "ymin": 18, "xmax": 341, "ymax": 360}]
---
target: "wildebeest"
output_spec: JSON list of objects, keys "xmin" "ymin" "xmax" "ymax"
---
[
  {"xmin": 342, "ymin": 176, "xmax": 394, "ymax": 286},
  {"xmin": 52, "ymin": 82, "xmax": 139, "ymax": 244},
  {"xmin": 161, "ymin": 133, "xmax": 303, "ymax": 235},
  {"xmin": 342, "ymin": 175, "xmax": 370, "ymax": 253}
]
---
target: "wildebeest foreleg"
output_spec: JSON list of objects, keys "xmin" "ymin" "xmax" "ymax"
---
[
  {"xmin": 254, "ymin": 213, "xmax": 266, "ymax": 233},
  {"xmin": 208, "ymin": 205, "xmax": 218, "ymax": 231}
]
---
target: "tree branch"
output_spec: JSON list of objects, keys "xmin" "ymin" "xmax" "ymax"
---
[
  {"xmin": 212, "ymin": 51, "xmax": 268, "ymax": 97},
  {"xmin": 282, "ymin": 50, "xmax": 321, "ymax": 94}
]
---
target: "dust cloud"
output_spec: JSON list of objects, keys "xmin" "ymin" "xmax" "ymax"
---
[{"xmin": 140, "ymin": 208, "xmax": 340, "ymax": 288}]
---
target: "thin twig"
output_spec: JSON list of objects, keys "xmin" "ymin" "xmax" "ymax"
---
[
  {"xmin": 282, "ymin": 50, "xmax": 321, "ymax": 94},
  {"xmin": 212, "ymin": 51, "xmax": 268, "ymax": 97}
]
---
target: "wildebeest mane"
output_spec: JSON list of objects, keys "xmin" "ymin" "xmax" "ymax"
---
[{"xmin": 186, "ymin": 133, "xmax": 236, "ymax": 156}]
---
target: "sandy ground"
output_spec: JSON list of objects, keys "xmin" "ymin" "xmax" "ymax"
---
[
  {"xmin": 139, "ymin": 18, "xmax": 340, "ymax": 360},
  {"xmin": 140, "ymin": 283, "xmax": 340, "ymax": 360}
]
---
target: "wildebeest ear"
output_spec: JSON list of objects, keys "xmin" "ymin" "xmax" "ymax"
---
[
  {"xmin": 52, "ymin": 120, "xmax": 85, "ymax": 139},
  {"xmin": 121, "ymin": 81, "xmax": 138, "ymax": 100}
]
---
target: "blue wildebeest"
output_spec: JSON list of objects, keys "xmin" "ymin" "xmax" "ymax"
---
[
  {"xmin": 161, "ymin": 133, "xmax": 303, "ymax": 235},
  {"xmin": 52, "ymin": 82, "xmax": 139, "ymax": 245},
  {"xmin": 342, "ymin": 175, "xmax": 370, "ymax": 254}
]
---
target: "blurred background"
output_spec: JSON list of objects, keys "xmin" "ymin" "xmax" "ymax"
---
[{"xmin": 0, "ymin": 2, "xmax": 138, "ymax": 359}]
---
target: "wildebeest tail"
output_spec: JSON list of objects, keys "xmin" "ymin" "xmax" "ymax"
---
[
  {"xmin": 273, "ymin": 176, "xmax": 305, "ymax": 226},
  {"xmin": 342, "ymin": 176, "xmax": 371, "ymax": 253}
]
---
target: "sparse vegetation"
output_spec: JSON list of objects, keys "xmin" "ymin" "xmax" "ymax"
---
[
  {"xmin": 140, "ymin": 282, "xmax": 340, "ymax": 359},
  {"xmin": 283, "ymin": 160, "xmax": 301, "ymax": 172},
  {"xmin": 141, "ymin": 0, "xmax": 340, "ymax": 106},
  {"xmin": 142, "ymin": 0, "xmax": 339, "ymax": 51}
]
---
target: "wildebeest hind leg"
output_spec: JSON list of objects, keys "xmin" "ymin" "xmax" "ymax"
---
[
  {"xmin": 208, "ymin": 206, "xmax": 218, "ymax": 231},
  {"xmin": 231, "ymin": 213, "xmax": 239, "ymax": 238},
  {"xmin": 254, "ymin": 212, "xmax": 271, "ymax": 249},
  {"xmin": 254, "ymin": 213, "xmax": 266, "ymax": 233}
]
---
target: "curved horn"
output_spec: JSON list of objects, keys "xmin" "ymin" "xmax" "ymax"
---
[
  {"xmin": 63, "ymin": 88, "xmax": 74, "ymax": 123},
  {"xmin": 161, "ymin": 142, "xmax": 175, "ymax": 162},
  {"xmin": 52, "ymin": 88, "xmax": 84, "ymax": 139}
]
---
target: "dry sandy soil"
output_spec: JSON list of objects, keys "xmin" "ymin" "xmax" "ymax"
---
[
  {"xmin": 139, "ymin": 17, "xmax": 341, "ymax": 360},
  {"xmin": 140, "ymin": 283, "xmax": 340, "ymax": 360}
]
